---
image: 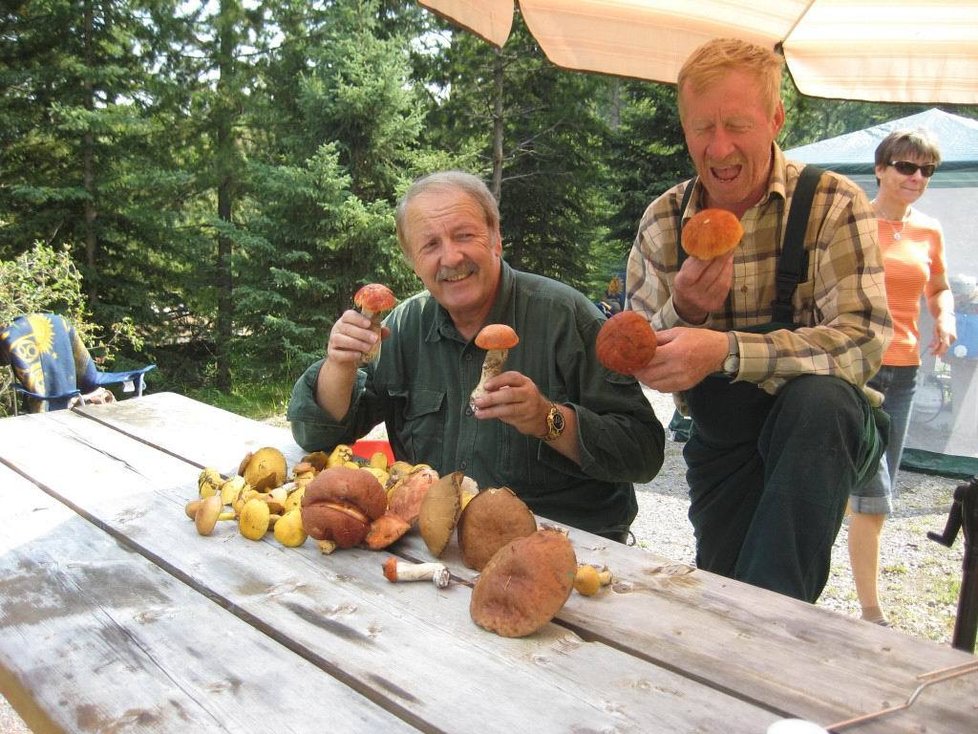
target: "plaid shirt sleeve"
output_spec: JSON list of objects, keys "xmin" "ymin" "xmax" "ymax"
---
[{"xmin": 626, "ymin": 147, "xmax": 892, "ymax": 401}]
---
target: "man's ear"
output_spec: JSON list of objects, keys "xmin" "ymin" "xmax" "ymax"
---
[{"xmin": 772, "ymin": 100, "xmax": 786, "ymax": 136}]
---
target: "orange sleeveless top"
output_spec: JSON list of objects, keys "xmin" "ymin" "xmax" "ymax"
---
[{"xmin": 878, "ymin": 209, "xmax": 946, "ymax": 367}]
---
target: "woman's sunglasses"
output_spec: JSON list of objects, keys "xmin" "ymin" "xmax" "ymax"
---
[{"xmin": 889, "ymin": 160, "xmax": 936, "ymax": 177}]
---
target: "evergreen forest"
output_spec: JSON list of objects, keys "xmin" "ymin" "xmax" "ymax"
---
[{"xmin": 3, "ymin": 1, "xmax": 974, "ymax": 413}]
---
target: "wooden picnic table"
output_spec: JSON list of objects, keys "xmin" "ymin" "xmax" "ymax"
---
[{"xmin": 1, "ymin": 392, "xmax": 976, "ymax": 733}]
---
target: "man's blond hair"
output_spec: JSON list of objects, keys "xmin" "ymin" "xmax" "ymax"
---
[{"xmin": 677, "ymin": 38, "xmax": 784, "ymax": 121}]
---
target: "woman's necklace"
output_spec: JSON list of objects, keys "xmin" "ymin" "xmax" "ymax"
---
[{"xmin": 872, "ymin": 199, "xmax": 910, "ymax": 241}]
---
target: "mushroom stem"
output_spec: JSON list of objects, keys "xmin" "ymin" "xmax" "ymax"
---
[
  {"xmin": 382, "ymin": 557, "xmax": 450, "ymax": 588},
  {"xmin": 470, "ymin": 347, "xmax": 508, "ymax": 409}
]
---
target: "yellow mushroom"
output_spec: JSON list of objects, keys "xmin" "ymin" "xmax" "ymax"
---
[{"xmin": 239, "ymin": 497, "xmax": 271, "ymax": 540}]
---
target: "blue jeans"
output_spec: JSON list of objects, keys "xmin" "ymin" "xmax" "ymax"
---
[{"xmin": 851, "ymin": 365, "xmax": 918, "ymax": 513}]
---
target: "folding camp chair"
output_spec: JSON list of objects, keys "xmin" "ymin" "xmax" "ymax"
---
[{"xmin": 0, "ymin": 313, "xmax": 156, "ymax": 414}]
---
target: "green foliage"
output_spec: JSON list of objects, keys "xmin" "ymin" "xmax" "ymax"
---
[
  {"xmin": 4, "ymin": 1, "xmax": 975, "ymax": 402},
  {"xmin": 184, "ymin": 379, "xmax": 292, "ymax": 423}
]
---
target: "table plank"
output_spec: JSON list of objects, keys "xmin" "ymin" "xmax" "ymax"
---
[
  {"xmin": 0, "ymin": 408, "xmax": 781, "ymax": 733},
  {"xmin": 72, "ymin": 393, "xmax": 978, "ymax": 732},
  {"xmin": 0, "ymin": 464, "xmax": 418, "ymax": 734}
]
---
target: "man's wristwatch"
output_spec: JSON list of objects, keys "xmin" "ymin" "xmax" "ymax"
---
[
  {"xmin": 722, "ymin": 332, "xmax": 740, "ymax": 377},
  {"xmin": 541, "ymin": 402, "xmax": 565, "ymax": 442}
]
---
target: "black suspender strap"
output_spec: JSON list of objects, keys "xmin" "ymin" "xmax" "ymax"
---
[
  {"xmin": 772, "ymin": 165, "xmax": 824, "ymax": 324},
  {"xmin": 674, "ymin": 165, "xmax": 823, "ymax": 326},
  {"xmin": 675, "ymin": 177, "xmax": 697, "ymax": 268}
]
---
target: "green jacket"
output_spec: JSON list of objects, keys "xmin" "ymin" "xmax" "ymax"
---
[{"xmin": 288, "ymin": 262, "xmax": 664, "ymax": 537}]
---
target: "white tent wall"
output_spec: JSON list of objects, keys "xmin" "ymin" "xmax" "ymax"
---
[{"xmin": 786, "ymin": 109, "xmax": 978, "ymax": 475}]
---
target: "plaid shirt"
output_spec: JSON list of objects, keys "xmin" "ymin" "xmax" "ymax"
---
[{"xmin": 626, "ymin": 145, "xmax": 892, "ymax": 403}]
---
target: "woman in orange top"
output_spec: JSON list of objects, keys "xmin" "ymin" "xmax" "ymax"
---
[{"xmin": 849, "ymin": 129, "xmax": 955, "ymax": 626}]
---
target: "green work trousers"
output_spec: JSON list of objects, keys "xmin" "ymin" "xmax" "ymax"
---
[{"xmin": 683, "ymin": 374, "xmax": 877, "ymax": 603}]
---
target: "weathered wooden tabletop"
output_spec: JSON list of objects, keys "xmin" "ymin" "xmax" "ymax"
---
[{"xmin": 1, "ymin": 393, "xmax": 976, "ymax": 733}]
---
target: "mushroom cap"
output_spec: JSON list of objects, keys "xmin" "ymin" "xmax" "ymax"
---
[
  {"xmin": 387, "ymin": 465, "xmax": 439, "ymax": 526},
  {"xmin": 238, "ymin": 446, "xmax": 288, "ymax": 492},
  {"xmin": 469, "ymin": 527, "xmax": 578, "ymax": 638},
  {"xmin": 595, "ymin": 311, "xmax": 657, "ymax": 375},
  {"xmin": 475, "ymin": 323, "xmax": 519, "ymax": 351},
  {"xmin": 418, "ymin": 471, "xmax": 464, "ymax": 557},
  {"xmin": 300, "ymin": 466, "xmax": 389, "ymax": 548},
  {"xmin": 354, "ymin": 283, "xmax": 397, "ymax": 314},
  {"xmin": 364, "ymin": 512, "xmax": 412, "ymax": 550},
  {"xmin": 680, "ymin": 208, "xmax": 744, "ymax": 259},
  {"xmin": 457, "ymin": 487, "xmax": 538, "ymax": 571},
  {"xmin": 194, "ymin": 494, "xmax": 224, "ymax": 536}
]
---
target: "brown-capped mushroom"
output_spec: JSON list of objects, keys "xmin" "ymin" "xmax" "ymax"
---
[
  {"xmin": 469, "ymin": 324, "xmax": 520, "ymax": 409},
  {"xmin": 354, "ymin": 283, "xmax": 397, "ymax": 364},
  {"xmin": 418, "ymin": 471, "xmax": 464, "ymax": 557},
  {"xmin": 387, "ymin": 464, "xmax": 439, "ymax": 526},
  {"xmin": 300, "ymin": 466, "xmax": 388, "ymax": 549},
  {"xmin": 681, "ymin": 208, "xmax": 744, "ymax": 259},
  {"xmin": 194, "ymin": 494, "xmax": 234, "ymax": 536},
  {"xmin": 457, "ymin": 486, "xmax": 537, "ymax": 571},
  {"xmin": 595, "ymin": 311, "xmax": 657, "ymax": 375},
  {"xmin": 469, "ymin": 527, "xmax": 578, "ymax": 638},
  {"xmin": 364, "ymin": 512, "xmax": 412, "ymax": 550}
]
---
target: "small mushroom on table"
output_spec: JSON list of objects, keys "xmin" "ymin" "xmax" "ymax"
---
[
  {"xmin": 469, "ymin": 324, "xmax": 519, "ymax": 409},
  {"xmin": 354, "ymin": 283, "xmax": 397, "ymax": 364}
]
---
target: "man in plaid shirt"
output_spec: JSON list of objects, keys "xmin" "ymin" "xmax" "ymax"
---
[{"xmin": 626, "ymin": 38, "xmax": 892, "ymax": 603}]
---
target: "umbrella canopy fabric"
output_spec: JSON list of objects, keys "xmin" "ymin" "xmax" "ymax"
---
[{"xmin": 418, "ymin": 0, "xmax": 978, "ymax": 104}]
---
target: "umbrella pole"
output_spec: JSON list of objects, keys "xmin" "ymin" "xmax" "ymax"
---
[{"xmin": 927, "ymin": 476, "xmax": 978, "ymax": 652}]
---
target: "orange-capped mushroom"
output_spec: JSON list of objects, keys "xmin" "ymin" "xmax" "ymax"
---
[
  {"xmin": 595, "ymin": 311, "xmax": 657, "ymax": 375},
  {"xmin": 470, "ymin": 324, "xmax": 519, "ymax": 409},
  {"xmin": 353, "ymin": 283, "xmax": 397, "ymax": 364},
  {"xmin": 680, "ymin": 208, "xmax": 743, "ymax": 259}
]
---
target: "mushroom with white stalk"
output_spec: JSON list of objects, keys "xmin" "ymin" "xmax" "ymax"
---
[
  {"xmin": 354, "ymin": 283, "xmax": 397, "ymax": 365},
  {"xmin": 382, "ymin": 557, "xmax": 451, "ymax": 589},
  {"xmin": 469, "ymin": 324, "xmax": 519, "ymax": 410}
]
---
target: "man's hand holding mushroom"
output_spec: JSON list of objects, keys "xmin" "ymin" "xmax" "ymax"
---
[
  {"xmin": 469, "ymin": 324, "xmax": 578, "ymax": 461},
  {"xmin": 315, "ymin": 309, "xmax": 391, "ymax": 422}
]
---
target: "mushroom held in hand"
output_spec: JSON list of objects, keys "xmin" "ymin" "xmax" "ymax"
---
[
  {"xmin": 681, "ymin": 208, "xmax": 744, "ymax": 259},
  {"xmin": 470, "ymin": 527, "xmax": 577, "ymax": 638},
  {"xmin": 354, "ymin": 283, "xmax": 397, "ymax": 365},
  {"xmin": 596, "ymin": 311, "xmax": 657, "ymax": 375},
  {"xmin": 469, "ymin": 324, "xmax": 519, "ymax": 409},
  {"xmin": 300, "ymin": 466, "xmax": 388, "ymax": 549}
]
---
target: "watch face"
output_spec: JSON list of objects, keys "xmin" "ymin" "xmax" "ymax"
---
[
  {"xmin": 723, "ymin": 355, "xmax": 740, "ymax": 375},
  {"xmin": 551, "ymin": 408, "xmax": 565, "ymax": 431}
]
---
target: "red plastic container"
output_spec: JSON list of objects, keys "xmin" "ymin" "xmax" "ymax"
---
[{"xmin": 352, "ymin": 439, "xmax": 395, "ymax": 465}]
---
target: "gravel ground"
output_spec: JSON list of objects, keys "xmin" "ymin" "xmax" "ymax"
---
[{"xmin": 2, "ymin": 389, "xmax": 965, "ymax": 732}]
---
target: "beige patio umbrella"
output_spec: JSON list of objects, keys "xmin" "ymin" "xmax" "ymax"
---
[{"xmin": 418, "ymin": 0, "xmax": 978, "ymax": 104}]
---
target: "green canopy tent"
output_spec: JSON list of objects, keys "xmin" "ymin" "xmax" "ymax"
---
[{"xmin": 787, "ymin": 109, "xmax": 978, "ymax": 478}]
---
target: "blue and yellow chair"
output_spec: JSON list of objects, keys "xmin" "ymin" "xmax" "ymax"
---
[{"xmin": 0, "ymin": 313, "xmax": 156, "ymax": 414}]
